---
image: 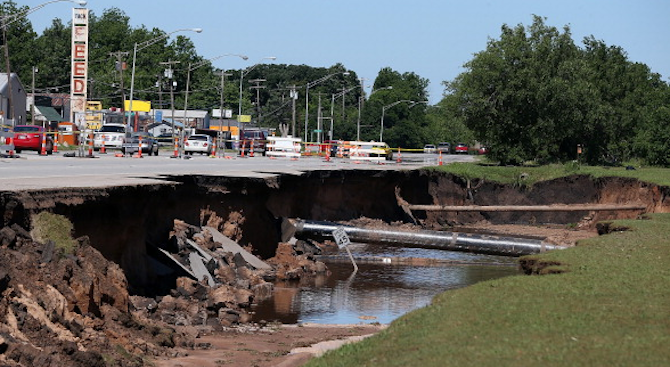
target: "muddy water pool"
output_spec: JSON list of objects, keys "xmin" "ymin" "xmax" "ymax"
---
[{"xmin": 251, "ymin": 244, "xmax": 520, "ymax": 325}]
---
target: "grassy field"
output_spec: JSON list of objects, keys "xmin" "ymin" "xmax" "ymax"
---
[
  {"xmin": 429, "ymin": 162, "xmax": 670, "ymax": 187},
  {"xmin": 305, "ymin": 164, "xmax": 670, "ymax": 367}
]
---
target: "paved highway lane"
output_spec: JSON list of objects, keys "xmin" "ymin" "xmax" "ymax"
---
[{"xmin": 0, "ymin": 150, "xmax": 476, "ymax": 191}]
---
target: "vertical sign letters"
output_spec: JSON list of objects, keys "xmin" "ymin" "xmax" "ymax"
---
[{"xmin": 70, "ymin": 7, "xmax": 89, "ymax": 127}]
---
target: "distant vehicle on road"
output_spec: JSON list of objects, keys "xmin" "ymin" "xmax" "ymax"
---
[
  {"xmin": 454, "ymin": 143, "xmax": 469, "ymax": 154},
  {"xmin": 121, "ymin": 132, "xmax": 159, "ymax": 156},
  {"xmin": 239, "ymin": 129, "xmax": 268, "ymax": 156},
  {"xmin": 437, "ymin": 142, "xmax": 451, "ymax": 154},
  {"xmin": 423, "ymin": 144, "xmax": 436, "ymax": 154},
  {"xmin": 12, "ymin": 125, "xmax": 53, "ymax": 155},
  {"xmin": 94, "ymin": 123, "xmax": 127, "ymax": 151},
  {"xmin": 478, "ymin": 146, "xmax": 489, "ymax": 155},
  {"xmin": 349, "ymin": 141, "xmax": 393, "ymax": 161},
  {"xmin": 184, "ymin": 134, "xmax": 214, "ymax": 155}
]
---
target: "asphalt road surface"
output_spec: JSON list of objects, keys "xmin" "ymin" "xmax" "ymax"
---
[{"xmin": 0, "ymin": 149, "xmax": 476, "ymax": 191}]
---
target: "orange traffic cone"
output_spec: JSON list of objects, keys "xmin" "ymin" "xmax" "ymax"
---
[{"xmin": 100, "ymin": 134, "xmax": 106, "ymax": 154}]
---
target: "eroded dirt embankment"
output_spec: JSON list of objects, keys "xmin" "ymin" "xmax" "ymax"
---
[{"xmin": 1, "ymin": 170, "xmax": 668, "ymax": 295}]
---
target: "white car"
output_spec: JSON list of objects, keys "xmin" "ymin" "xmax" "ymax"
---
[
  {"xmin": 183, "ymin": 134, "xmax": 214, "ymax": 155},
  {"xmin": 93, "ymin": 123, "xmax": 127, "ymax": 151},
  {"xmin": 423, "ymin": 144, "xmax": 436, "ymax": 154}
]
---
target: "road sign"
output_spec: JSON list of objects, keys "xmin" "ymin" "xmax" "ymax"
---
[{"xmin": 332, "ymin": 227, "xmax": 351, "ymax": 248}]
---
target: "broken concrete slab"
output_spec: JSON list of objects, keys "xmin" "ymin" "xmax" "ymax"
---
[
  {"xmin": 197, "ymin": 226, "xmax": 271, "ymax": 270},
  {"xmin": 188, "ymin": 252, "xmax": 216, "ymax": 287},
  {"xmin": 186, "ymin": 238, "xmax": 214, "ymax": 262},
  {"xmin": 157, "ymin": 247, "xmax": 197, "ymax": 279}
]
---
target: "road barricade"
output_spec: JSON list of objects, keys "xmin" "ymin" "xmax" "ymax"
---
[
  {"xmin": 1, "ymin": 131, "xmax": 15, "ymax": 157},
  {"xmin": 266, "ymin": 136, "xmax": 301, "ymax": 159}
]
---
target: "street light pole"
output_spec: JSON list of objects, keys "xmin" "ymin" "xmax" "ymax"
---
[
  {"xmin": 127, "ymin": 28, "xmax": 202, "ymax": 131},
  {"xmin": 237, "ymin": 56, "xmax": 276, "ymax": 118},
  {"xmin": 380, "ymin": 99, "xmax": 426, "ymax": 142},
  {"xmin": 329, "ymin": 85, "xmax": 357, "ymax": 140},
  {"xmin": 303, "ymin": 71, "xmax": 350, "ymax": 142},
  {"xmin": 182, "ymin": 53, "xmax": 247, "ymax": 129}
]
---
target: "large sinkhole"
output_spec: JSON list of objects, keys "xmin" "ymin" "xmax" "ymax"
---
[{"xmin": 2, "ymin": 169, "xmax": 665, "ymax": 324}]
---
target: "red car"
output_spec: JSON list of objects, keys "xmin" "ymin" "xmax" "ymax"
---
[
  {"xmin": 12, "ymin": 125, "xmax": 53, "ymax": 155},
  {"xmin": 454, "ymin": 143, "xmax": 469, "ymax": 154}
]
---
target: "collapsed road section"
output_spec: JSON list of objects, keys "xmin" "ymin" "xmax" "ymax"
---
[{"xmin": 0, "ymin": 168, "xmax": 668, "ymax": 366}]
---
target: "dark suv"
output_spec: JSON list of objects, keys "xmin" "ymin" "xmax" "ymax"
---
[{"xmin": 239, "ymin": 129, "xmax": 268, "ymax": 156}]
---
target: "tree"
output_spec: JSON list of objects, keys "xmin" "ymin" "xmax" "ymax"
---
[
  {"xmin": 446, "ymin": 15, "xmax": 670, "ymax": 166},
  {"xmin": 0, "ymin": 1, "xmax": 39, "ymax": 85},
  {"xmin": 359, "ymin": 67, "xmax": 429, "ymax": 148}
]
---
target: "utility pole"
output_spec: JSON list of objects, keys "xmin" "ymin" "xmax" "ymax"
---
[
  {"xmin": 3, "ymin": 23, "xmax": 14, "ymax": 125},
  {"xmin": 357, "ymin": 77, "xmax": 367, "ymax": 141},
  {"xmin": 31, "ymin": 66, "xmax": 37, "ymax": 126},
  {"xmin": 160, "ymin": 60, "xmax": 181, "ymax": 138},
  {"xmin": 215, "ymin": 71, "xmax": 232, "ymax": 134},
  {"xmin": 248, "ymin": 78, "xmax": 266, "ymax": 127},
  {"xmin": 290, "ymin": 85, "xmax": 297, "ymax": 137},
  {"xmin": 109, "ymin": 51, "xmax": 129, "ymax": 111}
]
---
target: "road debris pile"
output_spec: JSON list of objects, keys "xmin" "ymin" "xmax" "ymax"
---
[
  {"xmin": 133, "ymin": 215, "xmax": 329, "ymax": 330},
  {"xmin": 0, "ymin": 223, "xmax": 192, "ymax": 367},
  {"xmin": 0, "ymin": 211, "xmax": 330, "ymax": 366}
]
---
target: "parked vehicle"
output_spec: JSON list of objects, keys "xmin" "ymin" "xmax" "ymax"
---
[
  {"xmin": 455, "ymin": 143, "xmax": 469, "ymax": 154},
  {"xmin": 437, "ymin": 142, "xmax": 451, "ymax": 154},
  {"xmin": 478, "ymin": 146, "xmax": 489, "ymax": 155},
  {"xmin": 423, "ymin": 144, "xmax": 436, "ymax": 154},
  {"xmin": 121, "ymin": 132, "xmax": 159, "ymax": 156},
  {"xmin": 239, "ymin": 129, "xmax": 268, "ymax": 156},
  {"xmin": 94, "ymin": 123, "xmax": 127, "ymax": 151},
  {"xmin": 348, "ymin": 141, "xmax": 393, "ymax": 161},
  {"xmin": 155, "ymin": 133, "xmax": 176, "ymax": 146},
  {"xmin": 184, "ymin": 134, "xmax": 214, "ymax": 155},
  {"xmin": 12, "ymin": 125, "xmax": 53, "ymax": 154}
]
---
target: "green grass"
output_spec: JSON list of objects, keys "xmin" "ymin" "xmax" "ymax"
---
[
  {"xmin": 430, "ymin": 162, "xmax": 670, "ymax": 187},
  {"xmin": 30, "ymin": 212, "xmax": 78, "ymax": 254},
  {"xmin": 305, "ymin": 214, "xmax": 670, "ymax": 366}
]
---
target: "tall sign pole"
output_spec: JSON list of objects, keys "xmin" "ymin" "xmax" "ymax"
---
[{"xmin": 70, "ymin": 6, "xmax": 89, "ymax": 129}]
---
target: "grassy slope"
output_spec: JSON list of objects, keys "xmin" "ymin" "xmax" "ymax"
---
[
  {"xmin": 306, "ymin": 164, "xmax": 670, "ymax": 367},
  {"xmin": 429, "ymin": 162, "xmax": 670, "ymax": 187}
]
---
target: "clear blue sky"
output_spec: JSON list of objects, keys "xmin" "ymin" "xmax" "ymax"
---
[{"xmin": 25, "ymin": 0, "xmax": 670, "ymax": 104}]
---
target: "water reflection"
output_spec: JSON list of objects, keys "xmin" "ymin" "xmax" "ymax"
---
[{"xmin": 252, "ymin": 244, "xmax": 520, "ymax": 325}]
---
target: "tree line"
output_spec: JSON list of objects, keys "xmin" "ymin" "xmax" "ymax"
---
[
  {"xmin": 444, "ymin": 15, "xmax": 670, "ymax": 166},
  {"xmin": 2, "ymin": 3, "xmax": 668, "ymax": 165}
]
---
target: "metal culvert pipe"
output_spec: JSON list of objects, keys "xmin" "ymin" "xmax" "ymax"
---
[{"xmin": 286, "ymin": 219, "xmax": 565, "ymax": 257}]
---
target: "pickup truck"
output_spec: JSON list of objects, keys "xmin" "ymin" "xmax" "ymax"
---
[{"xmin": 93, "ymin": 123, "xmax": 127, "ymax": 151}]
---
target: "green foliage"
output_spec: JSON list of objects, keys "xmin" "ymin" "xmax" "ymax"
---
[
  {"xmin": 30, "ymin": 212, "xmax": 78, "ymax": 254},
  {"xmin": 446, "ymin": 15, "xmax": 670, "ymax": 166}
]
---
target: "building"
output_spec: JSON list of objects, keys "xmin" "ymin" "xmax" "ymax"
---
[{"xmin": 0, "ymin": 73, "xmax": 27, "ymax": 126}]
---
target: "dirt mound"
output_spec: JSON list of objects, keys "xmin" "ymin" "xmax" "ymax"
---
[
  {"xmin": 0, "ymin": 224, "xmax": 193, "ymax": 367},
  {"xmin": 0, "ymin": 213, "xmax": 329, "ymax": 366}
]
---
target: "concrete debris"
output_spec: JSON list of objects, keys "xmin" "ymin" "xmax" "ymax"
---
[{"xmin": 0, "ymin": 215, "xmax": 330, "ymax": 366}]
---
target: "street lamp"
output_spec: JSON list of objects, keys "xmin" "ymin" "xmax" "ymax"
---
[
  {"xmin": 1, "ymin": 0, "xmax": 86, "ymax": 126},
  {"xmin": 329, "ymin": 85, "xmax": 358, "ymax": 140},
  {"xmin": 303, "ymin": 71, "xmax": 350, "ymax": 142},
  {"xmin": 357, "ymin": 85, "xmax": 392, "ymax": 140},
  {"xmin": 182, "ymin": 53, "xmax": 247, "ymax": 128},
  {"xmin": 127, "ymin": 27, "xmax": 202, "ymax": 130},
  {"xmin": 380, "ymin": 99, "xmax": 426, "ymax": 142},
  {"xmin": 237, "ymin": 56, "xmax": 276, "ymax": 124}
]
